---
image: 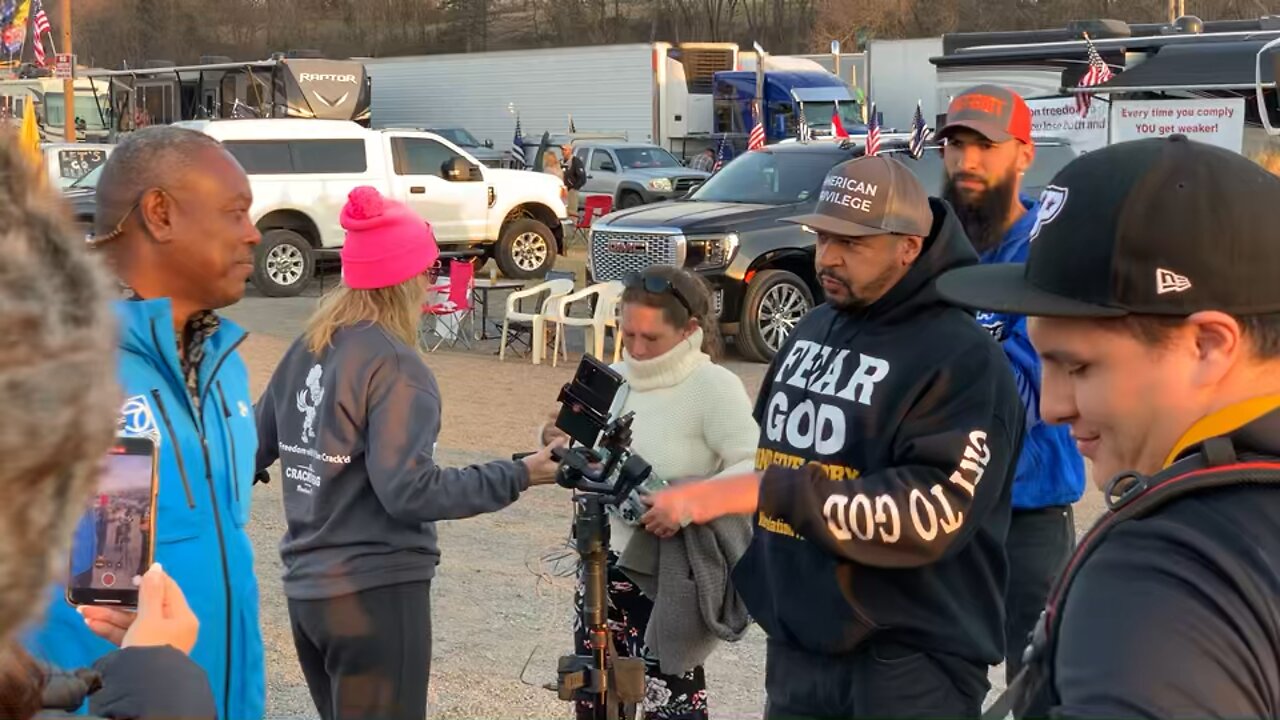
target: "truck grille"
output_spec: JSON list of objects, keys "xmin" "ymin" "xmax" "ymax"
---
[
  {"xmin": 674, "ymin": 178, "xmax": 703, "ymax": 194},
  {"xmin": 590, "ymin": 230, "xmax": 680, "ymax": 281}
]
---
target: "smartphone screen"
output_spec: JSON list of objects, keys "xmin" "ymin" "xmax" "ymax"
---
[{"xmin": 66, "ymin": 436, "xmax": 158, "ymax": 607}]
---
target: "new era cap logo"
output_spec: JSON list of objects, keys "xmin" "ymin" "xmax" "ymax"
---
[
  {"xmin": 1029, "ymin": 186, "xmax": 1068, "ymax": 241},
  {"xmin": 1156, "ymin": 268, "xmax": 1192, "ymax": 295}
]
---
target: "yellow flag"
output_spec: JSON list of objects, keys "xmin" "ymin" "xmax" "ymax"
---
[{"xmin": 19, "ymin": 99, "xmax": 42, "ymax": 170}]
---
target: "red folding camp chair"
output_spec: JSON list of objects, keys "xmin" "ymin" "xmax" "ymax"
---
[{"xmin": 420, "ymin": 259, "xmax": 476, "ymax": 351}]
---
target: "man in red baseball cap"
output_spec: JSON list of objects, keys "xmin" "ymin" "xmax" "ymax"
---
[{"xmin": 935, "ymin": 84, "xmax": 1088, "ymax": 688}]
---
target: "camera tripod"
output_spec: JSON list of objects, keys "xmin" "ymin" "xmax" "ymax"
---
[{"xmin": 553, "ymin": 413, "xmax": 653, "ymax": 720}]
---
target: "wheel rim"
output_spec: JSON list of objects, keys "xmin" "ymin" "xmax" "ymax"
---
[
  {"xmin": 266, "ymin": 243, "xmax": 305, "ymax": 286},
  {"xmin": 757, "ymin": 283, "xmax": 810, "ymax": 353},
  {"xmin": 511, "ymin": 232, "xmax": 549, "ymax": 272}
]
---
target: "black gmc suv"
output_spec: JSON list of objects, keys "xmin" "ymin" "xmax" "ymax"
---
[{"xmin": 586, "ymin": 136, "xmax": 1077, "ymax": 362}]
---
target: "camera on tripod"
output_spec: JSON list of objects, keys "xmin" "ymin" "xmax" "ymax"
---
[{"xmin": 549, "ymin": 355, "xmax": 652, "ymax": 720}]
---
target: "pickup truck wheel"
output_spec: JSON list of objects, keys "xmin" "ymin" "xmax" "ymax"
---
[
  {"xmin": 619, "ymin": 191, "xmax": 644, "ymax": 209},
  {"xmin": 739, "ymin": 269, "xmax": 813, "ymax": 363},
  {"xmin": 253, "ymin": 229, "xmax": 313, "ymax": 298},
  {"xmin": 495, "ymin": 219, "xmax": 557, "ymax": 279}
]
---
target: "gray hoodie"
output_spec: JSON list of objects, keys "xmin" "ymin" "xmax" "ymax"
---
[{"xmin": 255, "ymin": 322, "xmax": 529, "ymax": 600}]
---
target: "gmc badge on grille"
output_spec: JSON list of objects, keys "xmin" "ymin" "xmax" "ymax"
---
[{"xmin": 608, "ymin": 239, "xmax": 647, "ymax": 254}]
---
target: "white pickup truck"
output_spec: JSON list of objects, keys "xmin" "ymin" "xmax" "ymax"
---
[{"xmin": 177, "ymin": 119, "xmax": 569, "ymax": 297}]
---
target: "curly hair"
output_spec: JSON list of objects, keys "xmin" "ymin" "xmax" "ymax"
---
[{"xmin": 0, "ymin": 129, "xmax": 120, "ymax": 645}]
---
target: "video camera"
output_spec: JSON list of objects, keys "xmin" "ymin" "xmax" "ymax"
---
[{"xmin": 549, "ymin": 355, "xmax": 652, "ymax": 720}]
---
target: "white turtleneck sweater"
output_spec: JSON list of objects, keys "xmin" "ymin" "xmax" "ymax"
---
[{"xmin": 607, "ymin": 329, "xmax": 760, "ymax": 547}]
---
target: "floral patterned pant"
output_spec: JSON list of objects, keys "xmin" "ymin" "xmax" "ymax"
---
[{"xmin": 573, "ymin": 551, "xmax": 709, "ymax": 720}]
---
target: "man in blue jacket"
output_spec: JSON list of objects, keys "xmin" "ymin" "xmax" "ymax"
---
[
  {"xmin": 936, "ymin": 85, "xmax": 1086, "ymax": 682},
  {"xmin": 25, "ymin": 126, "xmax": 266, "ymax": 719}
]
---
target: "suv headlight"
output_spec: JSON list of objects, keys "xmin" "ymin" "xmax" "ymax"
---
[
  {"xmin": 647, "ymin": 178, "xmax": 673, "ymax": 192},
  {"xmin": 690, "ymin": 233, "xmax": 740, "ymax": 270}
]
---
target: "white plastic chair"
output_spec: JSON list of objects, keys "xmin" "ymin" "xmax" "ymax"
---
[
  {"xmin": 499, "ymin": 278, "xmax": 575, "ymax": 364},
  {"xmin": 603, "ymin": 290, "xmax": 625, "ymax": 363},
  {"xmin": 546, "ymin": 281, "xmax": 625, "ymax": 367}
]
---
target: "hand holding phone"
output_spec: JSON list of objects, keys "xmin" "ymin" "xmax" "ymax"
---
[
  {"xmin": 66, "ymin": 436, "xmax": 159, "ymax": 609},
  {"xmin": 80, "ymin": 563, "xmax": 199, "ymax": 654}
]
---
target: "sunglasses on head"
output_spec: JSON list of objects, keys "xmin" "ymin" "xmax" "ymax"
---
[{"xmin": 622, "ymin": 271, "xmax": 694, "ymax": 317}]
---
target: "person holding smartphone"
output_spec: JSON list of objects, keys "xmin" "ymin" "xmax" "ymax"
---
[
  {"xmin": 541, "ymin": 266, "xmax": 759, "ymax": 720},
  {"xmin": 26, "ymin": 125, "xmax": 266, "ymax": 720},
  {"xmin": 0, "ymin": 131, "xmax": 214, "ymax": 718},
  {"xmin": 254, "ymin": 186, "xmax": 564, "ymax": 720}
]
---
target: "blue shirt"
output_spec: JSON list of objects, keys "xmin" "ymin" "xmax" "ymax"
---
[{"xmin": 976, "ymin": 197, "xmax": 1086, "ymax": 509}]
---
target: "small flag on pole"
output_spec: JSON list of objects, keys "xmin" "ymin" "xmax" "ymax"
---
[
  {"xmin": 712, "ymin": 135, "xmax": 730, "ymax": 172},
  {"xmin": 908, "ymin": 101, "xmax": 927, "ymax": 160},
  {"xmin": 510, "ymin": 116, "xmax": 526, "ymax": 169},
  {"xmin": 865, "ymin": 103, "xmax": 882, "ymax": 157},
  {"xmin": 1076, "ymin": 33, "xmax": 1114, "ymax": 118},
  {"xmin": 831, "ymin": 111, "xmax": 849, "ymax": 140},
  {"xmin": 797, "ymin": 113, "xmax": 812, "ymax": 143},
  {"xmin": 748, "ymin": 101, "xmax": 766, "ymax": 151}
]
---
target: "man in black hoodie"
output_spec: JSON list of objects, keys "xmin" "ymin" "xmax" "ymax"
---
[{"xmin": 644, "ymin": 155, "xmax": 1024, "ymax": 718}]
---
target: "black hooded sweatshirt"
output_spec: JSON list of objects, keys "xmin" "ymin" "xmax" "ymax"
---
[{"xmin": 732, "ymin": 198, "xmax": 1025, "ymax": 666}]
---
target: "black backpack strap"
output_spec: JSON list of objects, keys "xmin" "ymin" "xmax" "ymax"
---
[{"xmin": 983, "ymin": 449, "xmax": 1280, "ymax": 720}]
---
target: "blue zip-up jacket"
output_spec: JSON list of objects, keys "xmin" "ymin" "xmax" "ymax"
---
[
  {"xmin": 975, "ymin": 197, "xmax": 1085, "ymax": 509},
  {"xmin": 24, "ymin": 298, "xmax": 265, "ymax": 720}
]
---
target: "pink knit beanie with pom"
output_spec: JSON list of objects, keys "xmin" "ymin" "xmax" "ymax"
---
[{"xmin": 339, "ymin": 186, "xmax": 440, "ymax": 290}]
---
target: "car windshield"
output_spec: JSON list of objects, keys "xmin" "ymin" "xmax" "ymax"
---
[
  {"xmin": 802, "ymin": 101, "xmax": 863, "ymax": 131},
  {"xmin": 615, "ymin": 147, "xmax": 682, "ymax": 169},
  {"xmin": 434, "ymin": 128, "xmax": 480, "ymax": 147},
  {"xmin": 691, "ymin": 149, "xmax": 845, "ymax": 205},
  {"xmin": 70, "ymin": 164, "xmax": 103, "ymax": 189},
  {"xmin": 45, "ymin": 93, "xmax": 111, "ymax": 131}
]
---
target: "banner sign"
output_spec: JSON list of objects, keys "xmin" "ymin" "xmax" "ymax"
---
[
  {"xmin": 1025, "ymin": 96, "xmax": 1109, "ymax": 154},
  {"xmin": 1110, "ymin": 98, "xmax": 1246, "ymax": 153}
]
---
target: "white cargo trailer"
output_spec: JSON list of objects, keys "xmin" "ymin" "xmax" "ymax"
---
[
  {"xmin": 866, "ymin": 37, "xmax": 945, "ymax": 128},
  {"xmin": 365, "ymin": 43, "xmax": 739, "ymax": 155}
]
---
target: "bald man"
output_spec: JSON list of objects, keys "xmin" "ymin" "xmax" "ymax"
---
[{"xmin": 25, "ymin": 126, "xmax": 265, "ymax": 720}]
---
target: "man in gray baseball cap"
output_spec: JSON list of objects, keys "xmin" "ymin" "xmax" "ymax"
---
[
  {"xmin": 780, "ymin": 154, "xmax": 935, "ymax": 310},
  {"xmin": 643, "ymin": 154, "xmax": 1025, "ymax": 718}
]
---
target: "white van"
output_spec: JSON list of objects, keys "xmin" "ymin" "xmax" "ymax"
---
[{"xmin": 177, "ymin": 119, "xmax": 569, "ymax": 296}]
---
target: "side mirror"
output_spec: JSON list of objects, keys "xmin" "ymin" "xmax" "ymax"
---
[
  {"xmin": 600, "ymin": 161, "xmax": 617, "ymax": 173},
  {"xmin": 484, "ymin": 139, "xmax": 494, "ymax": 148},
  {"xmin": 443, "ymin": 157, "xmax": 477, "ymax": 182}
]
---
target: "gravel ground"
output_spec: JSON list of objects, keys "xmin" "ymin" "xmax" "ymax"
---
[{"xmin": 225, "ymin": 282, "xmax": 1104, "ymax": 720}]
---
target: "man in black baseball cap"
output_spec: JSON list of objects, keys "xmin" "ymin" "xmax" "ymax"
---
[
  {"xmin": 643, "ymin": 155, "xmax": 1026, "ymax": 718},
  {"xmin": 938, "ymin": 135, "xmax": 1280, "ymax": 718}
]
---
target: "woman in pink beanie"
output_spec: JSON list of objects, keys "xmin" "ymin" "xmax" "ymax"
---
[{"xmin": 253, "ymin": 186, "xmax": 565, "ymax": 720}]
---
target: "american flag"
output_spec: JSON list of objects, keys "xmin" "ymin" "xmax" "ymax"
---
[
  {"xmin": 748, "ymin": 102, "xmax": 766, "ymax": 151},
  {"xmin": 908, "ymin": 100, "xmax": 927, "ymax": 160},
  {"xmin": 1076, "ymin": 33, "xmax": 1114, "ymax": 117},
  {"xmin": 797, "ymin": 113, "xmax": 812, "ymax": 143},
  {"xmin": 712, "ymin": 135, "xmax": 730, "ymax": 172},
  {"xmin": 510, "ymin": 116, "xmax": 526, "ymax": 169},
  {"xmin": 865, "ymin": 103, "xmax": 881, "ymax": 157},
  {"xmin": 32, "ymin": 0, "xmax": 51, "ymax": 67}
]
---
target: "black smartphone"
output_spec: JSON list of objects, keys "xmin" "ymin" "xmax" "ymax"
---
[
  {"xmin": 555, "ymin": 355, "xmax": 626, "ymax": 448},
  {"xmin": 65, "ymin": 436, "xmax": 159, "ymax": 608}
]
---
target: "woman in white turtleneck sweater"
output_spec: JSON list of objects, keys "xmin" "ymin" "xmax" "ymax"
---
[{"xmin": 544, "ymin": 266, "xmax": 758, "ymax": 720}]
